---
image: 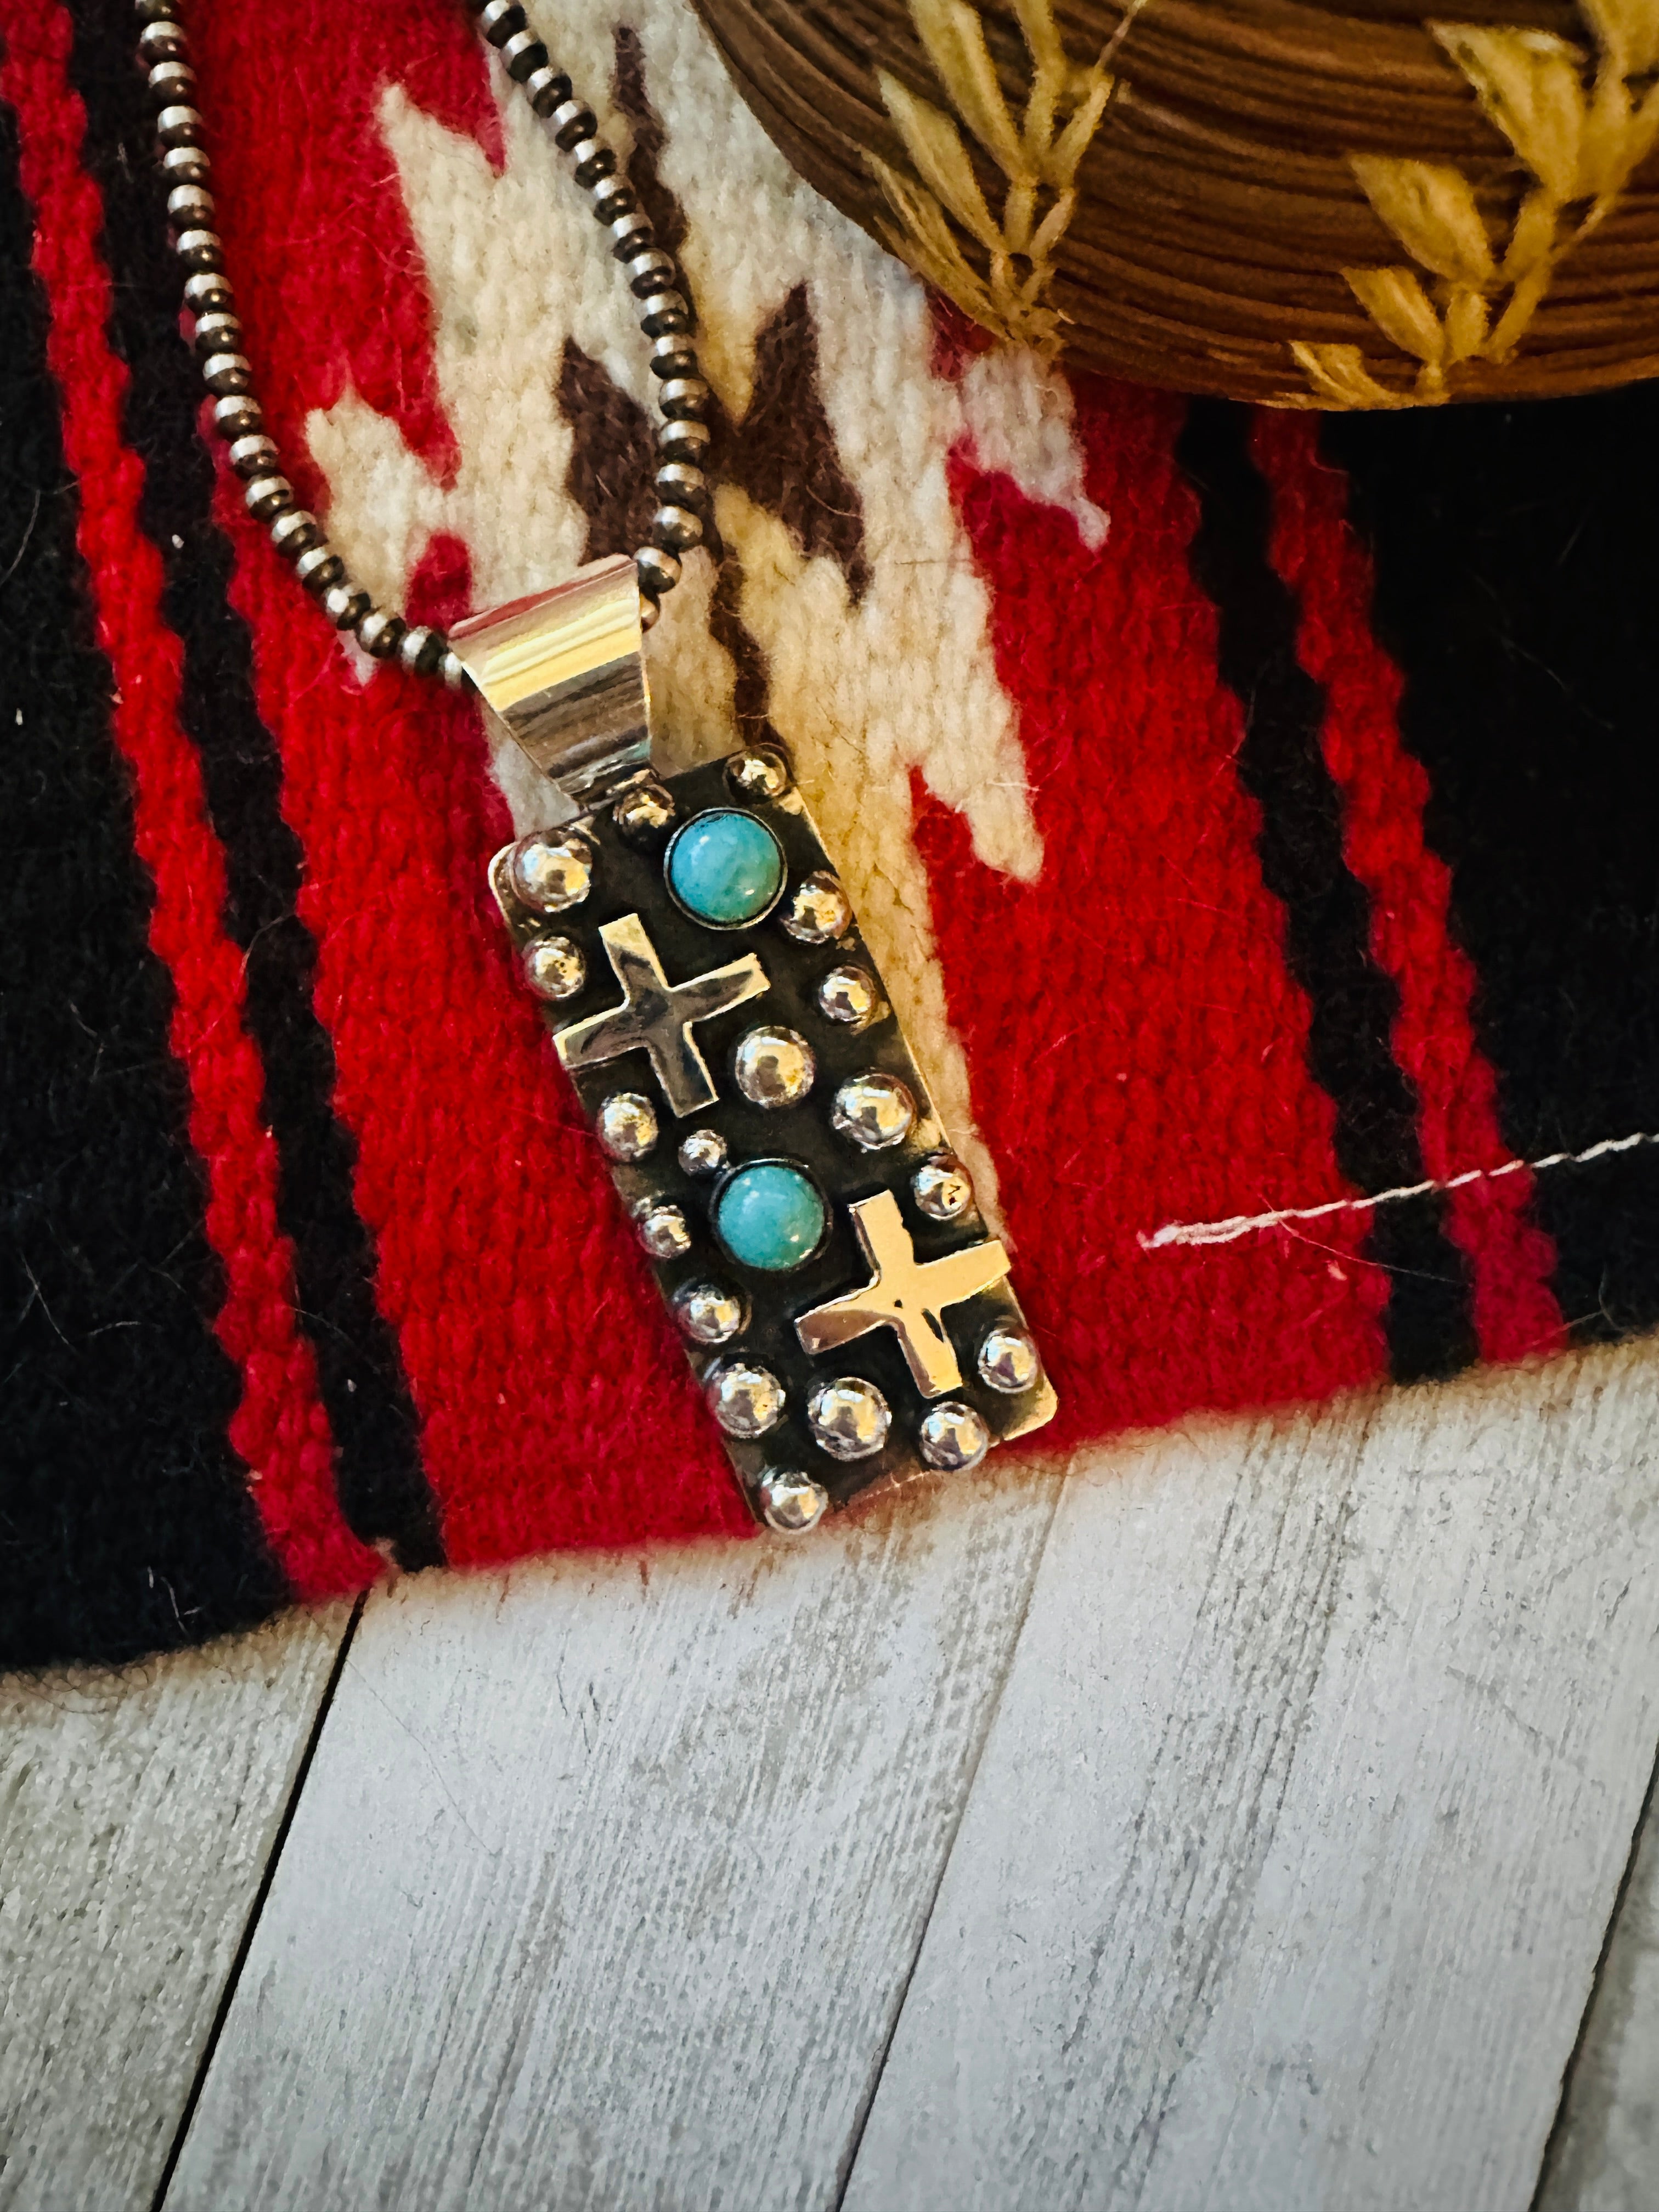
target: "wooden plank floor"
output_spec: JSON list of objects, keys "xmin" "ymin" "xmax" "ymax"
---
[{"xmin": 3, "ymin": 1341, "xmax": 1658, "ymax": 2211}]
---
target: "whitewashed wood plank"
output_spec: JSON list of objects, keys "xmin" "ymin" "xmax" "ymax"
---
[
  {"xmin": 845, "ymin": 1341, "xmax": 1659, "ymax": 2212},
  {"xmin": 0, "ymin": 1606, "xmax": 349, "ymax": 2212},
  {"xmin": 1535, "ymin": 1771, "xmax": 1659, "ymax": 2212},
  {"xmin": 161, "ymin": 1462, "xmax": 1064, "ymax": 2211}
]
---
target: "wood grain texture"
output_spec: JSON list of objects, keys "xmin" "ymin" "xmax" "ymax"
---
[
  {"xmin": 0, "ymin": 1608, "xmax": 348, "ymax": 2212},
  {"xmin": 1537, "ymin": 1768, "xmax": 1659, "ymax": 2212},
  {"xmin": 845, "ymin": 1340, "xmax": 1659, "ymax": 2212},
  {"xmin": 161, "ymin": 1464, "xmax": 1064, "ymax": 2211}
]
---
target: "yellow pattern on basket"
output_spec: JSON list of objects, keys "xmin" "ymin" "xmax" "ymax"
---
[{"xmin": 1295, "ymin": 0, "xmax": 1659, "ymax": 407}]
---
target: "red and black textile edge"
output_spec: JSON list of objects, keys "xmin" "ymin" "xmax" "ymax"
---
[
  {"xmin": 1177, "ymin": 399, "xmax": 1479, "ymax": 1385},
  {"xmin": 0, "ymin": 84, "xmax": 289, "ymax": 1665},
  {"xmin": 60, "ymin": 0, "xmax": 443, "ymax": 1570},
  {"xmin": 1325, "ymin": 394, "xmax": 1659, "ymax": 1342}
]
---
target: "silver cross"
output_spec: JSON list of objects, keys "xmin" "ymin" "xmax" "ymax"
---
[
  {"xmin": 555, "ymin": 913, "xmax": 768, "ymax": 1116},
  {"xmin": 794, "ymin": 1188, "xmax": 1010, "ymax": 1396}
]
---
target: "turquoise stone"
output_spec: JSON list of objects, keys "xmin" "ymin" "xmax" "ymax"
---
[
  {"xmin": 715, "ymin": 1161, "xmax": 826, "ymax": 1273},
  {"xmin": 667, "ymin": 809, "xmax": 785, "ymax": 927}
]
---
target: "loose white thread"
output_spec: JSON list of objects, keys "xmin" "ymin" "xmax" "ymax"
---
[{"xmin": 1140, "ymin": 1130, "xmax": 1659, "ymax": 1251}]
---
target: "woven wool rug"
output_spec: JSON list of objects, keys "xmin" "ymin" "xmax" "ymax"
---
[{"xmin": 5, "ymin": 0, "xmax": 1659, "ymax": 1668}]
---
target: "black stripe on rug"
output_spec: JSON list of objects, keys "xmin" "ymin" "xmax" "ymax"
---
[
  {"xmin": 1325, "ymin": 386, "xmax": 1659, "ymax": 1343},
  {"xmin": 1177, "ymin": 398, "xmax": 1479, "ymax": 1384},
  {"xmin": 64, "ymin": 0, "xmax": 443, "ymax": 1565},
  {"xmin": 0, "ymin": 98, "xmax": 289, "ymax": 1668}
]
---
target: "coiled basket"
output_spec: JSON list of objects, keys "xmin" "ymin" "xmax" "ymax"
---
[{"xmin": 692, "ymin": 0, "xmax": 1659, "ymax": 405}]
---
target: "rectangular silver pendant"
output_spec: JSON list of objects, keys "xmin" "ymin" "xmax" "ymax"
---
[{"xmin": 454, "ymin": 558, "xmax": 1056, "ymax": 1531}]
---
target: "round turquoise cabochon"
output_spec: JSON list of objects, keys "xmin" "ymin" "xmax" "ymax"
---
[
  {"xmin": 666, "ymin": 809, "xmax": 786, "ymax": 927},
  {"xmin": 715, "ymin": 1161, "xmax": 827, "ymax": 1273}
]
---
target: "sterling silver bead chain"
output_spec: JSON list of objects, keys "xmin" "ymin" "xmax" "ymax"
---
[{"xmin": 133, "ymin": 0, "xmax": 713, "ymax": 683}]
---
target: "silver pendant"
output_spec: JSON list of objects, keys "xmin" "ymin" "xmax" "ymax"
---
[{"xmin": 453, "ymin": 557, "xmax": 1056, "ymax": 1533}]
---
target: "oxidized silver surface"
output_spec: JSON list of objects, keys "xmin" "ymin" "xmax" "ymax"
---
[{"xmin": 476, "ymin": 560, "xmax": 1056, "ymax": 1527}]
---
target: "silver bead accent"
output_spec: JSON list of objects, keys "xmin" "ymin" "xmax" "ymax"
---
[
  {"xmin": 612, "ymin": 777, "xmax": 676, "ymax": 840},
  {"xmin": 627, "ymin": 247, "xmax": 678, "ymax": 296},
  {"xmin": 918, "ymin": 1401, "xmax": 990, "ymax": 1472},
  {"xmin": 831, "ymin": 1072, "xmax": 917, "ymax": 1152},
  {"xmin": 355, "ymin": 609, "xmax": 405, "ymax": 659},
  {"xmin": 596, "ymin": 1090, "xmax": 658, "ymax": 1162},
  {"xmin": 913, "ymin": 1154, "xmax": 974, "ymax": 1221},
  {"xmin": 816, "ymin": 965, "xmax": 880, "ymax": 1030},
  {"xmin": 568, "ymin": 137, "xmax": 613, "ymax": 184},
  {"xmin": 732, "ymin": 1026, "xmax": 815, "ymax": 1109},
  {"xmin": 781, "ymin": 871, "xmax": 853, "ymax": 944},
  {"xmin": 648, "ymin": 334, "xmax": 698, "ymax": 381},
  {"xmin": 638, "ymin": 592, "xmax": 661, "ymax": 633},
  {"xmin": 323, "ymin": 584, "xmax": 371, "ymax": 630},
  {"xmin": 157, "ymin": 104, "xmax": 205, "ymax": 150},
  {"xmin": 292, "ymin": 544, "xmax": 342, "ymax": 593},
  {"xmin": 652, "ymin": 504, "xmax": 703, "ymax": 552},
  {"xmin": 726, "ymin": 746, "xmax": 791, "ymax": 803},
  {"xmin": 808, "ymin": 1376, "xmax": 891, "ymax": 1462},
  {"xmin": 658, "ymin": 417, "xmax": 711, "ymax": 464},
  {"xmin": 657, "ymin": 376, "xmax": 710, "ymax": 420},
  {"xmin": 634, "ymin": 1200, "xmax": 692, "ymax": 1261},
  {"xmin": 524, "ymin": 65, "xmax": 570, "ymax": 116},
  {"xmin": 656, "ymin": 461, "xmax": 707, "ymax": 511},
  {"xmin": 477, "ymin": 0, "xmax": 525, "ymax": 38},
  {"xmin": 549, "ymin": 100, "xmax": 596, "ymax": 148},
  {"xmin": 674, "ymin": 1281, "xmax": 746, "ymax": 1347},
  {"xmin": 227, "ymin": 434, "xmax": 278, "ymax": 480},
  {"xmin": 679, "ymin": 1128, "xmax": 727, "ymax": 1177},
  {"xmin": 269, "ymin": 509, "xmax": 321, "ymax": 558},
  {"xmin": 758, "ymin": 1472, "xmax": 828, "ymax": 1534},
  {"xmin": 148, "ymin": 60, "xmax": 195, "ymax": 101},
  {"xmin": 182, "ymin": 268, "xmax": 232, "ymax": 313},
  {"xmin": 166, "ymin": 184, "xmax": 215, "ymax": 227},
  {"xmin": 508, "ymin": 831, "xmax": 592, "ymax": 915},
  {"xmin": 173, "ymin": 228, "xmax": 222, "ymax": 270},
  {"xmin": 706, "ymin": 1362, "xmax": 786, "ymax": 1440},
  {"xmin": 201, "ymin": 352, "xmax": 252, "ymax": 396},
  {"xmin": 636, "ymin": 545, "xmax": 681, "ymax": 596},
  {"xmin": 161, "ymin": 143, "xmax": 210, "ymax": 185},
  {"xmin": 243, "ymin": 475, "xmax": 294, "ymax": 521},
  {"xmin": 138, "ymin": 18, "xmax": 187, "ymax": 63},
  {"xmin": 522, "ymin": 934, "xmax": 585, "ymax": 1001},
  {"xmin": 166, "ymin": 183, "xmax": 215, "ymax": 227},
  {"xmin": 396, "ymin": 624, "xmax": 444, "ymax": 676},
  {"xmin": 609, "ymin": 211, "xmax": 653, "ymax": 257},
  {"xmin": 640, "ymin": 291, "xmax": 692, "ymax": 337},
  {"xmin": 192, "ymin": 312, "xmax": 242, "ymax": 358},
  {"xmin": 440, "ymin": 649, "xmax": 468, "ymax": 691},
  {"xmin": 979, "ymin": 1323, "xmax": 1041, "ymax": 1395},
  {"xmin": 211, "ymin": 392, "xmax": 261, "ymax": 438},
  {"xmin": 498, "ymin": 28, "xmax": 543, "ymax": 75}
]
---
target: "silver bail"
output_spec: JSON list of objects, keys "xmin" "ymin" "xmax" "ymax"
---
[{"xmin": 448, "ymin": 555, "xmax": 652, "ymax": 815}]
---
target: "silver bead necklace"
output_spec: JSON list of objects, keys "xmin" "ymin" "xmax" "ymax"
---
[
  {"xmin": 134, "ymin": 0, "xmax": 707, "ymax": 681},
  {"xmin": 135, "ymin": 0, "xmax": 1057, "ymax": 1531}
]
